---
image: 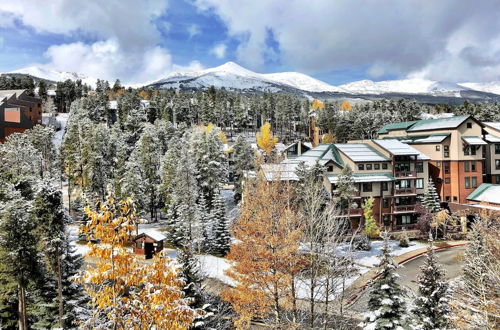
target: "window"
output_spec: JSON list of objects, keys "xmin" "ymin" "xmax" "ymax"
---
[
  {"xmin": 136, "ymin": 241, "xmax": 143, "ymax": 249},
  {"xmin": 464, "ymin": 146, "xmax": 470, "ymax": 156},
  {"xmin": 465, "ymin": 177, "xmax": 470, "ymax": 189},
  {"xmin": 374, "ymin": 164, "xmax": 380, "ymax": 170},
  {"xmin": 416, "ymin": 162, "xmax": 423, "ymax": 173},
  {"xmin": 362, "ymin": 183, "xmax": 372, "ymax": 192},
  {"xmin": 453, "ymin": 196, "xmax": 458, "ymax": 201},
  {"xmin": 383, "ymin": 198, "xmax": 389, "ymax": 208},
  {"xmin": 496, "ymin": 160, "xmax": 500, "ymax": 170},
  {"xmin": 496, "ymin": 175, "xmax": 500, "ymax": 184},
  {"xmin": 446, "ymin": 196, "xmax": 451, "ymax": 202},
  {"xmin": 327, "ymin": 165, "xmax": 334, "ymax": 172},
  {"xmin": 444, "ymin": 162, "xmax": 450, "ymax": 174},
  {"xmin": 467, "ymin": 122, "xmax": 472, "ymax": 128},
  {"xmin": 436, "ymin": 145, "xmax": 441, "ymax": 151},
  {"xmin": 445, "ymin": 177, "xmax": 450, "ymax": 184},
  {"xmin": 495, "ymin": 144, "xmax": 500, "ymax": 155},
  {"xmin": 383, "ymin": 215, "xmax": 391, "ymax": 226},
  {"xmin": 464, "ymin": 161, "xmax": 470, "ymax": 172},
  {"xmin": 382, "ymin": 182, "xmax": 388, "ymax": 191},
  {"xmin": 400, "ymin": 215, "xmax": 412, "ymax": 225},
  {"xmin": 471, "ymin": 161, "xmax": 477, "ymax": 172},
  {"xmin": 465, "ymin": 146, "xmax": 477, "ymax": 156},
  {"xmin": 416, "ymin": 178, "xmax": 424, "ymax": 189},
  {"xmin": 444, "ymin": 146, "xmax": 449, "ymax": 158},
  {"xmin": 472, "ymin": 177, "xmax": 478, "ymax": 188},
  {"xmin": 358, "ymin": 164, "xmax": 364, "ymax": 171},
  {"xmin": 382, "ymin": 163, "xmax": 388, "ymax": 170},
  {"xmin": 366, "ymin": 164, "xmax": 373, "ymax": 170},
  {"xmin": 436, "ymin": 161, "xmax": 441, "ymax": 167}
]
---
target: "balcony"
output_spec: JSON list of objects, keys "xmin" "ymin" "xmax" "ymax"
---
[
  {"xmin": 394, "ymin": 187, "xmax": 416, "ymax": 195},
  {"xmin": 395, "ymin": 170, "xmax": 417, "ymax": 178},
  {"xmin": 394, "ymin": 205, "xmax": 416, "ymax": 213},
  {"xmin": 394, "ymin": 223, "xmax": 418, "ymax": 231},
  {"xmin": 348, "ymin": 208, "xmax": 363, "ymax": 216}
]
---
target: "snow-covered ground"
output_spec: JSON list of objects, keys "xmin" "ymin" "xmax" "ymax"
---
[
  {"xmin": 337, "ymin": 240, "xmax": 427, "ymax": 268},
  {"xmin": 53, "ymin": 112, "xmax": 70, "ymax": 149}
]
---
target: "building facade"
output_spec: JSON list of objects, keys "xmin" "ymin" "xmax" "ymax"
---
[
  {"xmin": 0, "ymin": 89, "xmax": 42, "ymax": 142},
  {"xmin": 378, "ymin": 115, "xmax": 486, "ymax": 204}
]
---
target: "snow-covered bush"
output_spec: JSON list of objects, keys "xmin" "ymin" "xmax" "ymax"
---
[
  {"xmin": 353, "ymin": 234, "xmax": 371, "ymax": 251},
  {"xmin": 398, "ymin": 229, "xmax": 409, "ymax": 248}
]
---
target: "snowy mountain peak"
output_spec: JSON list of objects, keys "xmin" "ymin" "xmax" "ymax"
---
[{"xmin": 7, "ymin": 65, "xmax": 98, "ymax": 87}]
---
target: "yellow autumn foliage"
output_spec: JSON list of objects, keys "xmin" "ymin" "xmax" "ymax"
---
[
  {"xmin": 256, "ymin": 122, "xmax": 278, "ymax": 155},
  {"xmin": 311, "ymin": 99, "xmax": 324, "ymax": 111},
  {"xmin": 340, "ymin": 100, "xmax": 352, "ymax": 111},
  {"xmin": 77, "ymin": 195, "xmax": 198, "ymax": 329},
  {"xmin": 321, "ymin": 133, "xmax": 336, "ymax": 143}
]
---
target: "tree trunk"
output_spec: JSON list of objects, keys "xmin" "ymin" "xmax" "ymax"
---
[
  {"xmin": 18, "ymin": 285, "xmax": 27, "ymax": 330},
  {"xmin": 57, "ymin": 256, "xmax": 65, "ymax": 329}
]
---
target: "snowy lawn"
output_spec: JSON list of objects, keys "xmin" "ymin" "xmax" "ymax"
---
[
  {"xmin": 53, "ymin": 112, "xmax": 70, "ymax": 149},
  {"xmin": 337, "ymin": 240, "xmax": 427, "ymax": 268}
]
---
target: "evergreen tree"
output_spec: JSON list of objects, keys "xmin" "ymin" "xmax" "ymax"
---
[
  {"xmin": 412, "ymin": 234, "xmax": 450, "ymax": 330},
  {"xmin": 232, "ymin": 135, "xmax": 254, "ymax": 201},
  {"xmin": 0, "ymin": 187, "xmax": 40, "ymax": 329},
  {"xmin": 365, "ymin": 231, "xmax": 407, "ymax": 330},
  {"xmin": 462, "ymin": 218, "xmax": 491, "ymax": 295},
  {"xmin": 37, "ymin": 80, "xmax": 48, "ymax": 100},
  {"xmin": 210, "ymin": 193, "xmax": 231, "ymax": 256},
  {"xmin": 422, "ymin": 178, "xmax": 441, "ymax": 213},
  {"xmin": 335, "ymin": 164, "xmax": 357, "ymax": 214},
  {"xmin": 177, "ymin": 243, "xmax": 204, "ymax": 306}
]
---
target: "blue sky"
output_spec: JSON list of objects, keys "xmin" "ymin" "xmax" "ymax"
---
[{"xmin": 0, "ymin": 0, "xmax": 499, "ymax": 85}]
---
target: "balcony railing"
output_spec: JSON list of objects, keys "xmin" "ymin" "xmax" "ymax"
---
[
  {"xmin": 348, "ymin": 208, "xmax": 363, "ymax": 216},
  {"xmin": 394, "ymin": 205, "xmax": 416, "ymax": 212},
  {"xmin": 395, "ymin": 171, "xmax": 417, "ymax": 178},
  {"xmin": 393, "ymin": 223, "xmax": 418, "ymax": 231},
  {"xmin": 394, "ymin": 187, "xmax": 416, "ymax": 195}
]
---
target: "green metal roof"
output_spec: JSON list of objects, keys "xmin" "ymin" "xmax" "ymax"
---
[
  {"xmin": 466, "ymin": 183, "xmax": 494, "ymax": 202},
  {"xmin": 378, "ymin": 120, "xmax": 418, "ymax": 134}
]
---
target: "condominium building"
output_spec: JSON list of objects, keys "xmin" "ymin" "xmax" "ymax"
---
[
  {"xmin": 261, "ymin": 140, "xmax": 430, "ymax": 231},
  {"xmin": 0, "ymin": 90, "xmax": 42, "ymax": 142},
  {"xmin": 378, "ymin": 115, "xmax": 486, "ymax": 204},
  {"xmin": 482, "ymin": 122, "xmax": 500, "ymax": 184}
]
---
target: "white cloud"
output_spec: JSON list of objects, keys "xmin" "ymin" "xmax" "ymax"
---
[
  {"xmin": 194, "ymin": 0, "xmax": 500, "ymax": 82},
  {"xmin": 187, "ymin": 24, "xmax": 201, "ymax": 38},
  {"xmin": 0, "ymin": 36, "xmax": 4, "ymax": 48},
  {"xmin": 210, "ymin": 43, "xmax": 227, "ymax": 59},
  {"xmin": 0, "ymin": 0, "xmax": 206, "ymax": 84}
]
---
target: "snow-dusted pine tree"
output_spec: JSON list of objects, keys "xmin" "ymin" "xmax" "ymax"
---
[
  {"xmin": 210, "ymin": 193, "xmax": 231, "ymax": 256},
  {"xmin": 232, "ymin": 135, "xmax": 254, "ymax": 201},
  {"xmin": 412, "ymin": 234, "xmax": 450, "ymax": 330},
  {"xmin": 422, "ymin": 178, "xmax": 441, "ymax": 213},
  {"xmin": 335, "ymin": 164, "xmax": 357, "ymax": 213},
  {"xmin": 364, "ymin": 231, "xmax": 407, "ymax": 329},
  {"xmin": 177, "ymin": 243, "xmax": 204, "ymax": 307}
]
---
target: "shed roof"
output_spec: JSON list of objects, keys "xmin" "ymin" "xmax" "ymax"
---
[
  {"xmin": 327, "ymin": 173, "xmax": 395, "ymax": 184},
  {"xmin": 462, "ymin": 136, "xmax": 487, "ymax": 146},
  {"xmin": 334, "ymin": 143, "xmax": 390, "ymax": 162},
  {"xmin": 466, "ymin": 184, "xmax": 500, "ymax": 204},
  {"xmin": 378, "ymin": 115, "xmax": 473, "ymax": 135},
  {"xmin": 484, "ymin": 134, "xmax": 500, "ymax": 143},
  {"xmin": 373, "ymin": 139, "xmax": 431, "ymax": 160},
  {"xmin": 483, "ymin": 122, "xmax": 500, "ymax": 133},
  {"xmin": 392, "ymin": 133, "xmax": 451, "ymax": 144}
]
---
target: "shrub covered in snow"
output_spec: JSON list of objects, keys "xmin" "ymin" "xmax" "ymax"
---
[{"xmin": 353, "ymin": 234, "xmax": 371, "ymax": 251}]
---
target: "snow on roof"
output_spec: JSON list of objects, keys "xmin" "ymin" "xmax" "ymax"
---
[
  {"xmin": 137, "ymin": 229, "xmax": 167, "ymax": 241},
  {"xmin": 334, "ymin": 143, "xmax": 390, "ymax": 162},
  {"xmin": 47, "ymin": 89, "xmax": 56, "ymax": 96},
  {"xmin": 462, "ymin": 136, "xmax": 487, "ymax": 146},
  {"xmin": 0, "ymin": 90, "xmax": 21, "ymax": 102},
  {"xmin": 483, "ymin": 122, "xmax": 500, "ymax": 132},
  {"xmin": 397, "ymin": 133, "xmax": 450, "ymax": 144},
  {"xmin": 260, "ymin": 163, "xmax": 299, "ymax": 181},
  {"xmin": 108, "ymin": 100, "xmax": 118, "ymax": 110},
  {"xmin": 327, "ymin": 173, "xmax": 395, "ymax": 184},
  {"xmin": 484, "ymin": 134, "xmax": 500, "ymax": 143},
  {"xmin": 467, "ymin": 184, "xmax": 500, "ymax": 205},
  {"xmin": 406, "ymin": 115, "xmax": 470, "ymax": 132},
  {"xmin": 374, "ymin": 139, "xmax": 430, "ymax": 160}
]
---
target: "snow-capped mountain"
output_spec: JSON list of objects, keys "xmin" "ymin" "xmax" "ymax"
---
[
  {"xmin": 458, "ymin": 81, "xmax": 500, "ymax": 96},
  {"xmin": 8, "ymin": 66, "xmax": 98, "ymax": 87},
  {"xmin": 148, "ymin": 62, "xmax": 347, "ymax": 93},
  {"xmin": 339, "ymin": 78, "xmax": 471, "ymax": 96}
]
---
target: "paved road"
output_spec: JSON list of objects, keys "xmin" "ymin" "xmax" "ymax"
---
[{"xmin": 350, "ymin": 246, "xmax": 466, "ymax": 314}]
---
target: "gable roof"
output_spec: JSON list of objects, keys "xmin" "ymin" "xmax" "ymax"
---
[
  {"xmin": 383, "ymin": 133, "xmax": 451, "ymax": 144},
  {"xmin": 467, "ymin": 184, "xmax": 500, "ymax": 205},
  {"xmin": 378, "ymin": 115, "xmax": 479, "ymax": 135},
  {"xmin": 334, "ymin": 143, "xmax": 390, "ymax": 162},
  {"xmin": 136, "ymin": 230, "xmax": 167, "ymax": 241}
]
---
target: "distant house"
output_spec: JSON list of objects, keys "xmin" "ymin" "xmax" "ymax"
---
[
  {"xmin": 133, "ymin": 230, "xmax": 166, "ymax": 259},
  {"xmin": 0, "ymin": 89, "xmax": 42, "ymax": 142}
]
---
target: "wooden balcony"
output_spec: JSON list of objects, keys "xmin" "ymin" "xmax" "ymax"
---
[
  {"xmin": 394, "ymin": 205, "xmax": 416, "ymax": 213},
  {"xmin": 394, "ymin": 187, "xmax": 416, "ymax": 195},
  {"xmin": 348, "ymin": 208, "xmax": 363, "ymax": 216},
  {"xmin": 395, "ymin": 170, "xmax": 417, "ymax": 178},
  {"xmin": 393, "ymin": 223, "xmax": 418, "ymax": 231}
]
